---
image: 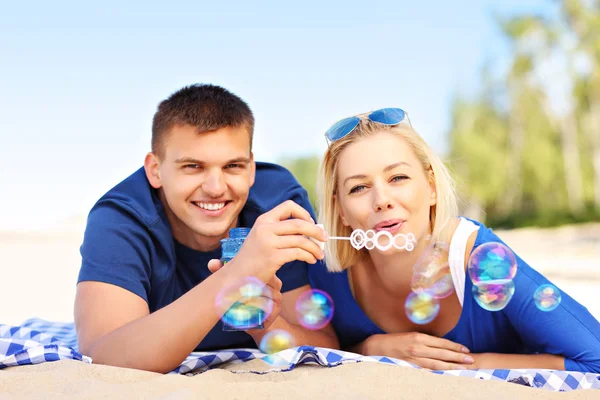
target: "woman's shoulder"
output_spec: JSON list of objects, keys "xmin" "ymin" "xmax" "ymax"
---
[{"xmin": 450, "ymin": 217, "xmax": 499, "ymax": 272}]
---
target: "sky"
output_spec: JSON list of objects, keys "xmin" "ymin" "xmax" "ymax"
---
[{"xmin": 0, "ymin": 0, "xmax": 555, "ymax": 231}]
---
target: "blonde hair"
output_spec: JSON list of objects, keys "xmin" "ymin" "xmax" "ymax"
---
[{"xmin": 317, "ymin": 118, "xmax": 459, "ymax": 272}]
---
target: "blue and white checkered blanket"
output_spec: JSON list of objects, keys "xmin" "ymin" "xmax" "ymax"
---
[{"xmin": 2, "ymin": 318, "xmax": 599, "ymax": 392}]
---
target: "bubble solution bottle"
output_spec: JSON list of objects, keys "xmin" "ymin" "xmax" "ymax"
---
[{"xmin": 220, "ymin": 227, "xmax": 265, "ymax": 331}]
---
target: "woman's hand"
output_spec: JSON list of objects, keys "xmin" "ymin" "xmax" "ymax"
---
[{"xmin": 362, "ymin": 332, "xmax": 475, "ymax": 370}]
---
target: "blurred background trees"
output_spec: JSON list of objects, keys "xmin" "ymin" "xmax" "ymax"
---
[{"xmin": 281, "ymin": 0, "xmax": 600, "ymax": 229}]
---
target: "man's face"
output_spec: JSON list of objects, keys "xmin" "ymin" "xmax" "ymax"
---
[{"xmin": 145, "ymin": 124, "xmax": 255, "ymax": 251}]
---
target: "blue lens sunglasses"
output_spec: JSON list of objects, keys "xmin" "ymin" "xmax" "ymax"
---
[{"xmin": 324, "ymin": 107, "xmax": 411, "ymax": 145}]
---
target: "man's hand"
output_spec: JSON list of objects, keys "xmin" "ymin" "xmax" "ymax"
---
[
  {"xmin": 362, "ymin": 332, "xmax": 474, "ymax": 370},
  {"xmin": 227, "ymin": 200, "xmax": 327, "ymax": 283}
]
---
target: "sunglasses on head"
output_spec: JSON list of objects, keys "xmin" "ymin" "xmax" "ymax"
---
[{"xmin": 324, "ymin": 108, "xmax": 410, "ymax": 144}]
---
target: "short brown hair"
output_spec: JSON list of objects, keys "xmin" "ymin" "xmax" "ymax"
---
[{"xmin": 151, "ymin": 84, "xmax": 255, "ymax": 158}]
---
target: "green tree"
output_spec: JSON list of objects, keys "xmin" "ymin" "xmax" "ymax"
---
[{"xmin": 279, "ymin": 155, "xmax": 321, "ymax": 214}]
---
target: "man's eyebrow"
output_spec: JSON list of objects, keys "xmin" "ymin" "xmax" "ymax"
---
[
  {"xmin": 225, "ymin": 157, "xmax": 252, "ymax": 164},
  {"xmin": 174, "ymin": 157, "xmax": 203, "ymax": 164},
  {"xmin": 173, "ymin": 157, "xmax": 252, "ymax": 164}
]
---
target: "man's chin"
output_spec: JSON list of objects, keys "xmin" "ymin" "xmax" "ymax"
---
[{"xmin": 191, "ymin": 221, "xmax": 236, "ymax": 239}]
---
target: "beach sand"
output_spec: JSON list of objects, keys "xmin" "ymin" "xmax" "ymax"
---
[{"xmin": 2, "ymin": 359, "xmax": 598, "ymax": 399}]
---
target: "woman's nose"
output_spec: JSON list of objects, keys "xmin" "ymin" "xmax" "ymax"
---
[{"xmin": 373, "ymin": 187, "xmax": 394, "ymax": 212}]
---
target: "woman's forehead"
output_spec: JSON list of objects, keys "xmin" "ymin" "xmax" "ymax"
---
[{"xmin": 337, "ymin": 133, "xmax": 416, "ymax": 172}]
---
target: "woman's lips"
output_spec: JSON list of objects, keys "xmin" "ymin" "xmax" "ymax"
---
[{"xmin": 373, "ymin": 220, "xmax": 405, "ymax": 233}]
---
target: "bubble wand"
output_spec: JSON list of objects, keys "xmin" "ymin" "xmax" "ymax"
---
[{"xmin": 316, "ymin": 225, "xmax": 416, "ymax": 251}]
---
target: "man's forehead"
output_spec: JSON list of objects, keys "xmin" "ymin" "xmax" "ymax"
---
[{"xmin": 163, "ymin": 126, "xmax": 251, "ymax": 161}]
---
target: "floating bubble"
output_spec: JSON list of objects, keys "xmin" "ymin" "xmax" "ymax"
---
[
  {"xmin": 404, "ymin": 292, "xmax": 440, "ymax": 324},
  {"xmin": 468, "ymin": 242, "xmax": 518, "ymax": 285},
  {"xmin": 295, "ymin": 289, "xmax": 334, "ymax": 330},
  {"xmin": 259, "ymin": 329, "xmax": 296, "ymax": 354},
  {"xmin": 411, "ymin": 242, "xmax": 454, "ymax": 299},
  {"xmin": 471, "ymin": 279, "xmax": 515, "ymax": 311},
  {"xmin": 215, "ymin": 276, "xmax": 273, "ymax": 330},
  {"xmin": 533, "ymin": 284, "xmax": 562, "ymax": 312}
]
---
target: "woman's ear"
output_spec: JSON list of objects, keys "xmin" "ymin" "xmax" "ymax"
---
[{"xmin": 428, "ymin": 169, "xmax": 437, "ymax": 206}]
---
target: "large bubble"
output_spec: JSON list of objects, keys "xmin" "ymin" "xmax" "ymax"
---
[
  {"xmin": 533, "ymin": 284, "xmax": 562, "ymax": 312},
  {"xmin": 259, "ymin": 329, "xmax": 296, "ymax": 354},
  {"xmin": 471, "ymin": 279, "xmax": 515, "ymax": 311},
  {"xmin": 295, "ymin": 289, "xmax": 334, "ymax": 330},
  {"xmin": 404, "ymin": 292, "xmax": 440, "ymax": 324},
  {"xmin": 468, "ymin": 242, "xmax": 518, "ymax": 285},
  {"xmin": 215, "ymin": 276, "xmax": 273, "ymax": 330},
  {"xmin": 411, "ymin": 242, "xmax": 454, "ymax": 299}
]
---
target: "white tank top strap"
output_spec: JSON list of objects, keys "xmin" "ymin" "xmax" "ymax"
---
[{"xmin": 448, "ymin": 217, "xmax": 480, "ymax": 307}]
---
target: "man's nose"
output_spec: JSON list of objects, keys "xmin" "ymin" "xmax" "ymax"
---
[{"xmin": 202, "ymin": 171, "xmax": 226, "ymax": 197}]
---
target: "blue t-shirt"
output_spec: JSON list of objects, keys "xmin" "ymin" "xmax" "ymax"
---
[
  {"xmin": 78, "ymin": 162, "xmax": 313, "ymax": 351},
  {"xmin": 308, "ymin": 219, "xmax": 600, "ymax": 373}
]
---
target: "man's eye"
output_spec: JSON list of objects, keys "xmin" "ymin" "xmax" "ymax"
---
[
  {"xmin": 184, "ymin": 164, "xmax": 200, "ymax": 169},
  {"xmin": 226, "ymin": 163, "xmax": 243, "ymax": 169}
]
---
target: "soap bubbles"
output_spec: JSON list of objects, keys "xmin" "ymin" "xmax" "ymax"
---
[
  {"xmin": 411, "ymin": 242, "xmax": 454, "ymax": 299},
  {"xmin": 471, "ymin": 280, "xmax": 515, "ymax": 311},
  {"xmin": 404, "ymin": 292, "xmax": 440, "ymax": 324},
  {"xmin": 468, "ymin": 242, "xmax": 518, "ymax": 312},
  {"xmin": 295, "ymin": 289, "xmax": 334, "ymax": 330},
  {"xmin": 468, "ymin": 242, "xmax": 517, "ymax": 284},
  {"xmin": 259, "ymin": 329, "xmax": 296, "ymax": 354},
  {"xmin": 215, "ymin": 277, "xmax": 273, "ymax": 330},
  {"xmin": 533, "ymin": 284, "xmax": 562, "ymax": 312}
]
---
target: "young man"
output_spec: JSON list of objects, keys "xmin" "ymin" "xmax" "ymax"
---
[{"xmin": 74, "ymin": 84, "xmax": 338, "ymax": 373}]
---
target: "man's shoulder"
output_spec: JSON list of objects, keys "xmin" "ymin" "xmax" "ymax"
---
[
  {"xmin": 89, "ymin": 167, "xmax": 163, "ymax": 229},
  {"xmin": 254, "ymin": 161, "xmax": 299, "ymax": 185},
  {"xmin": 249, "ymin": 161, "xmax": 308, "ymax": 212}
]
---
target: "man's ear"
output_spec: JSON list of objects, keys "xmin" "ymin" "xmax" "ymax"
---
[
  {"xmin": 249, "ymin": 152, "xmax": 256, "ymax": 187},
  {"xmin": 144, "ymin": 152, "xmax": 162, "ymax": 189},
  {"xmin": 334, "ymin": 193, "xmax": 350, "ymax": 226}
]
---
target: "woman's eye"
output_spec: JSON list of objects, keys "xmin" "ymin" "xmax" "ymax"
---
[
  {"xmin": 349, "ymin": 185, "xmax": 366, "ymax": 194},
  {"xmin": 391, "ymin": 175, "xmax": 408, "ymax": 182}
]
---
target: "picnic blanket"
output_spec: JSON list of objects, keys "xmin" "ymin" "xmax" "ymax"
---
[{"xmin": 1, "ymin": 318, "xmax": 599, "ymax": 392}]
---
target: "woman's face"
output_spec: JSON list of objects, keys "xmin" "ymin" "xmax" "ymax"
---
[{"xmin": 335, "ymin": 131, "xmax": 436, "ymax": 251}]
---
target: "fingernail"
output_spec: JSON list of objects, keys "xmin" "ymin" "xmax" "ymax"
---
[
  {"xmin": 461, "ymin": 347, "xmax": 470, "ymax": 353},
  {"xmin": 464, "ymin": 356, "xmax": 474, "ymax": 363}
]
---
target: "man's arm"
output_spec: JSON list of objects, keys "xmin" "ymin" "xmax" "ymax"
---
[
  {"xmin": 77, "ymin": 200, "xmax": 328, "ymax": 373},
  {"xmin": 75, "ymin": 265, "xmax": 252, "ymax": 374}
]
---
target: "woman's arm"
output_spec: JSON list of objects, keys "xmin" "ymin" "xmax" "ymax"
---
[
  {"xmin": 475, "ymin": 236, "xmax": 600, "ymax": 373},
  {"xmin": 470, "ymin": 353, "xmax": 565, "ymax": 370}
]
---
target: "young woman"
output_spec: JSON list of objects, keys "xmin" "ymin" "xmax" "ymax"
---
[{"xmin": 308, "ymin": 108, "xmax": 600, "ymax": 372}]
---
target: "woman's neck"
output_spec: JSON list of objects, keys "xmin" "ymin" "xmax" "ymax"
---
[{"xmin": 361, "ymin": 236, "xmax": 431, "ymax": 299}]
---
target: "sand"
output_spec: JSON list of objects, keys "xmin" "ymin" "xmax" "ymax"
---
[{"xmin": 1, "ymin": 359, "xmax": 599, "ymax": 399}]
